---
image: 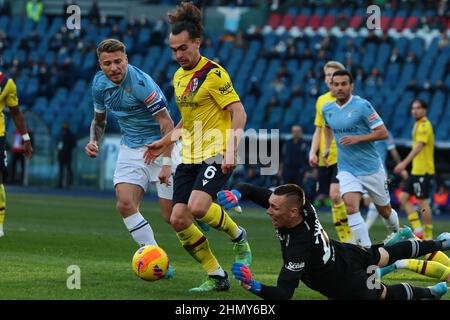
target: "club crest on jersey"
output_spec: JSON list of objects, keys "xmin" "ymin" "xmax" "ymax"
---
[
  {"xmin": 191, "ymin": 78, "xmax": 199, "ymax": 92},
  {"xmin": 347, "ymin": 109, "xmax": 354, "ymax": 118}
]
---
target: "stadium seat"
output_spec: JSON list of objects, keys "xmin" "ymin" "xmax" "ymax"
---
[
  {"xmin": 380, "ymin": 16, "xmax": 391, "ymax": 31},
  {"xmin": 321, "ymin": 15, "xmax": 335, "ymax": 29},
  {"xmin": 391, "ymin": 16, "xmax": 405, "ymax": 31},
  {"xmin": 295, "ymin": 15, "xmax": 309, "ymax": 29},
  {"xmin": 349, "ymin": 16, "xmax": 362, "ymax": 29},
  {"xmin": 308, "ymin": 15, "xmax": 321, "ymax": 30},
  {"xmin": 268, "ymin": 13, "xmax": 282, "ymax": 29},
  {"xmin": 404, "ymin": 16, "xmax": 418, "ymax": 29},
  {"xmin": 282, "ymin": 14, "xmax": 295, "ymax": 29}
]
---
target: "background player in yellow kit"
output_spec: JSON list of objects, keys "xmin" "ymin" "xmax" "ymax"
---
[
  {"xmin": 394, "ymin": 99, "xmax": 435, "ymax": 239},
  {"xmin": 0, "ymin": 72, "xmax": 33, "ymax": 237}
]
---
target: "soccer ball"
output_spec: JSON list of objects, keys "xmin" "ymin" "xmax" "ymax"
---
[{"xmin": 132, "ymin": 245, "xmax": 169, "ymax": 281}]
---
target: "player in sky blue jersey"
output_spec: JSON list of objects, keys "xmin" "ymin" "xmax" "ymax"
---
[
  {"xmin": 84, "ymin": 39, "xmax": 179, "ymax": 267},
  {"xmin": 365, "ymin": 131, "xmax": 409, "ymax": 230},
  {"xmin": 322, "ymin": 70, "xmax": 399, "ymax": 248}
]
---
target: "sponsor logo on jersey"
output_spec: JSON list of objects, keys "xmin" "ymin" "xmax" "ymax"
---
[
  {"xmin": 285, "ymin": 261, "xmax": 305, "ymax": 272},
  {"xmin": 144, "ymin": 91, "xmax": 157, "ymax": 105},
  {"xmin": 368, "ymin": 112, "xmax": 378, "ymax": 122},
  {"xmin": 219, "ymin": 82, "xmax": 233, "ymax": 95}
]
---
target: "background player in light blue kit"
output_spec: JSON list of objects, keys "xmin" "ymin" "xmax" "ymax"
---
[
  {"xmin": 84, "ymin": 39, "xmax": 179, "ymax": 272},
  {"xmin": 322, "ymin": 70, "xmax": 399, "ymax": 248}
]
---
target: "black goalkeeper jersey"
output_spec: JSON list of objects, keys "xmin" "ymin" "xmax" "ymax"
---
[{"xmin": 236, "ymin": 183, "xmax": 374, "ymax": 300}]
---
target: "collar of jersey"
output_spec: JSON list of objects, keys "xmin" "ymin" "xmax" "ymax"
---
[
  {"xmin": 182, "ymin": 56, "xmax": 207, "ymax": 73},
  {"xmin": 335, "ymin": 95, "xmax": 354, "ymax": 110}
]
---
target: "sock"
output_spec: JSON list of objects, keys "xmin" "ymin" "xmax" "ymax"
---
[
  {"xmin": 332, "ymin": 204, "xmax": 346, "ymax": 242},
  {"xmin": 385, "ymin": 283, "xmax": 436, "ymax": 300},
  {"xmin": 394, "ymin": 259, "xmax": 407, "ymax": 269},
  {"xmin": 123, "ymin": 212, "xmax": 157, "ymax": 247},
  {"xmin": 337, "ymin": 203, "xmax": 353, "ymax": 241},
  {"xmin": 347, "ymin": 212, "xmax": 371, "ymax": 248},
  {"xmin": 365, "ymin": 203, "xmax": 379, "ymax": 230},
  {"xmin": 382, "ymin": 208, "xmax": 399, "ymax": 233},
  {"xmin": 199, "ymin": 203, "xmax": 241, "ymax": 240},
  {"xmin": 407, "ymin": 211, "xmax": 422, "ymax": 231},
  {"xmin": 423, "ymin": 224, "xmax": 433, "ymax": 240},
  {"xmin": 176, "ymin": 223, "xmax": 223, "ymax": 275},
  {"xmin": 0, "ymin": 184, "xmax": 5, "ymax": 226},
  {"xmin": 397, "ymin": 259, "xmax": 450, "ymax": 281},
  {"xmin": 425, "ymin": 251, "xmax": 450, "ymax": 266},
  {"xmin": 384, "ymin": 239, "xmax": 444, "ymax": 265}
]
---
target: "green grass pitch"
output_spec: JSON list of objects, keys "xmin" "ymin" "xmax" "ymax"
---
[{"xmin": 0, "ymin": 191, "xmax": 448, "ymax": 300}]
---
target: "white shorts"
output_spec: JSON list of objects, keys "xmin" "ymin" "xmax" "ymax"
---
[
  {"xmin": 337, "ymin": 169, "xmax": 390, "ymax": 206},
  {"xmin": 113, "ymin": 142, "xmax": 181, "ymax": 200}
]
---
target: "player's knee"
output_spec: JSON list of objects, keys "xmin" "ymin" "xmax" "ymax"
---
[
  {"xmin": 377, "ymin": 205, "xmax": 391, "ymax": 218},
  {"xmin": 169, "ymin": 212, "xmax": 190, "ymax": 231},
  {"xmin": 345, "ymin": 204, "xmax": 359, "ymax": 214},
  {"xmin": 329, "ymin": 191, "xmax": 341, "ymax": 205},
  {"xmin": 116, "ymin": 199, "xmax": 136, "ymax": 215},
  {"xmin": 187, "ymin": 203, "xmax": 208, "ymax": 218}
]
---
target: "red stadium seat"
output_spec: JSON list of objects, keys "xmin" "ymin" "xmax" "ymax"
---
[
  {"xmin": 282, "ymin": 14, "xmax": 295, "ymax": 29},
  {"xmin": 309, "ymin": 15, "xmax": 321, "ymax": 30},
  {"xmin": 404, "ymin": 16, "xmax": 418, "ymax": 29},
  {"xmin": 381, "ymin": 16, "xmax": 391, "ymax": 31},
  {"xmin": 295, "ymin": 14, "xmax": 309, "ymax": 29},
  {"xmin": 349, "ymin": 15, "xmax": 362, "ymax": 29},
  {"xmin": 268, "ymin": 13, "xmax": 282, "ymax": 29},
  {"xmin": 391, "ymin": 16, "xmax": 405, "ymax": 31},
  {"xmin": 321, "ymin": 15, "xmax": 335, "ymax": 29}
]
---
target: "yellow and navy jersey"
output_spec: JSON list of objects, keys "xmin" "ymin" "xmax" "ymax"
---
[
  {"xmin": 412, "ymin": 117, "xmax": 435, "ymax": 175},
  {"xmin": 173, "ymin": 56, "xmax": 241, "ymax": 163},
  {"xmin": 0, "ymin": 73, "xmax": 19, "ymax": 137},
  {"xmin": 314, "ymin": 91, "xmax": 338, "ymax": 166}
]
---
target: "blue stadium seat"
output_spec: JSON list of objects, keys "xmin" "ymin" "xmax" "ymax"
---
[
  {"xmin": 428, "ymin": 91, "xmax": 446, "ymax": 126},
  {"xmin": 0, "ymin": 15, "xmax": 9, "ymax": 32},
  {"xmin": 267, "ymin": 107, "xmax": 284, "ymax": 129}
]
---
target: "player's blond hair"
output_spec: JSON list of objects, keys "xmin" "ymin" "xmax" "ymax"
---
[
  {"xmin": 96, "ymin": 39, "xmax": 127, "ymax": 58},
  {"xmin": 323, "ymin": 61, "xmax": 345, "ymax": 71}
]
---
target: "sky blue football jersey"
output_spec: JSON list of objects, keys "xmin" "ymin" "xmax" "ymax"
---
[
  {"xmin": 322, "ymin": 95, "xmax": 384, "ymax": 176},
  {"xmin": 92, "ymin": 64, "xmax": 168, "ymax": 148},
  {"xmin": 375, "ymin": 130, "xmax": 396, "ymax": 171}
]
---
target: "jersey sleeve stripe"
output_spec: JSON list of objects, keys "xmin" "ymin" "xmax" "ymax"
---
[{"xmin": 370, "ymin": 122, "xmax": 383, "ymax": 129}]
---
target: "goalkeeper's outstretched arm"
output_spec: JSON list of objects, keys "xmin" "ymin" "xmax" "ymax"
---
[{"xmin": 233, "ymin": 183, "xmax": 272, "ymax": 209}]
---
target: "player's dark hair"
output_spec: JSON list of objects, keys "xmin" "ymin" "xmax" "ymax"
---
[
  {"xmin": 96, "ymin": 39, "xmax": 126, "ymax": 58},
  {"xmin": 273, "ymin": 184, "xmax": 305, "ymax": 210},
  {"xmin": 332, "ymin": 69, "xmax": 353, "ymax": 84},
  {"xmin": 410, "ymin": 98, "xmax": 428, "ymax": 110},
  {"xmin": 167, "ymin": 1, "xmax": 203, "ymax": 39}
]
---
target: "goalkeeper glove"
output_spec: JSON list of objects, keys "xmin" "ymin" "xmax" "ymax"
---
[
  {"xmin": 231, "ymin": 262, "xmax": 261, "ymax": 293},
  {"xmin": 217, "ymin": 189, "xmax": 242, "ymax": 211}
]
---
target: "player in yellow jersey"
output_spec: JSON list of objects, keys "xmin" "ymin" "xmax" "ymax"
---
[
  {"xmin": 144, "ymin": 1, "xmax": 250, "ymax": 292},
  {"xmin": 394, "ymin": 99, "xmax": 435, "ymax": 239},
  {"xmin": 380, "ymin": 226, "xmax": 450, "ymax": 282},
  {"xmin": 309, "ymin": 61, "xmax": 352, "ymax": 243},
  {"xmin": 0, "ymin": 72, "xmax": 33, "ymax": 237}
]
